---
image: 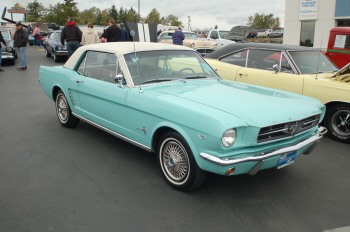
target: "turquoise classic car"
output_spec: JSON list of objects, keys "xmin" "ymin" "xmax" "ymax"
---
[{"xmin": 39, "ymin": 42, "xmax": 327, "ymax": 191}]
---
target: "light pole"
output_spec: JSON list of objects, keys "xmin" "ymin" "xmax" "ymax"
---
[{"xmin": 138, "ymin": 0, "xmax": 140, "ymax": 22}]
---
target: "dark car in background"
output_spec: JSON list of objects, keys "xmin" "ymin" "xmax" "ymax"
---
[
  {"xmin": 43, "ymin": 30, "xmax": 68, "ymax": 62},
  {"xmin": 0, "ymin": 29, "xmax": 17, "ymax": 65},
  {"xmin": 247, "ymin": 29, "xmax": 258, "ymax": 38}
]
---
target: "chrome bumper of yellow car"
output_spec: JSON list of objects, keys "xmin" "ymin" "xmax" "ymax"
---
[{"xmin": 199, "ymin": 126, "xmax": 328, "ymax": 166}]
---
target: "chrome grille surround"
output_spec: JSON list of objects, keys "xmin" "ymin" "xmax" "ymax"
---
[{"xmin": 258, "ymin": 114, "xmax": 321, "ymax": 143}]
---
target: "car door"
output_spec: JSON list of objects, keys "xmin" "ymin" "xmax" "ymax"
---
[
  {"xmin": 75, "ymin": 51, "xmax": 130, "ymax": 136},
  {"xmin": 235, "ymin": 49, "xmax": 304, "ymax": 94}
]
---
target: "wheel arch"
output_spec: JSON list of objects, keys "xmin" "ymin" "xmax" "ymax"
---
[
  {"xmin": 52, "ymin": 86, "xmax": 62, "ymax": 101},
  {"xmin": 324, "ymin": 100, "xmax": 350, "ymax": 112}
]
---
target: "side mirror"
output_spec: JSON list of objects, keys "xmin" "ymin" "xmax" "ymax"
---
[
  {"xmin": 115, "ymin": 74, "xmax": 125, "ymax": 88},
  {"xmin": 272, "ymin": 64, "xmax": 279, "ymax": 73}
]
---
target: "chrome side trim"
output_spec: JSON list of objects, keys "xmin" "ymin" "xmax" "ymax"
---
[
  {"xmin": 72, "ymin": 113, "xmax": 152, "ymax": 152},
  {"xmin": 199, "ymin": 127, "xmax": 327, "ymax": 166}
]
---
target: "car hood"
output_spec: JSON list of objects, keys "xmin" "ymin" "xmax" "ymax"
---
[{"xmin": 155, "ymin": 80, "xmax": 323, "ymax": 127}]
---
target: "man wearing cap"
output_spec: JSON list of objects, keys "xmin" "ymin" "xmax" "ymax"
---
[
  {"xmin": 14, "ymin": 22, "xmax": 28, "ymax": 70},
  {"xmin": 0, "ymin": 31, "xmax": 7, "ymax": 71},
  {"xmin": 61, "ymin": 18, "xmax": 82, "ymax": 57},
  {"xmin": 172, "ymin": 27, "xmax": 185, "ymax": 46}
]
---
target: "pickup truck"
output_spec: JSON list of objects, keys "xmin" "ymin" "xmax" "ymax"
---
[
  {"xmin": 326, "ymin": 27, "xmax": 350, "ymax": 68},
  {"xmin": 198, "ymin": 29, "xmax": 235, "ymax": 49}
]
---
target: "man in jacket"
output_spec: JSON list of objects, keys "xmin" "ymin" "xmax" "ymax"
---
[
  {"xmin": 61, "ymin": 18, "xmax": 82, "ymax": 57},
  {"xmin": 172, "ymin": 27, "xmax": 185, "ymax": 45},
  {"xmin": 14, "ymin": 22, "xmax": 28, "ymax": 70},
  {"xmin": 119, "ymin": 23, "xmax": 130, "ymax": 42},
  {"xmin": 101, "ymin": 19, "xmax": 121, "ymax": 42},
  {"xmin": 0, "ymin": 31, "xmax": 7, "ymax": 71}
]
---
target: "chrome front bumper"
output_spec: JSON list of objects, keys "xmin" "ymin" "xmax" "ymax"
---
[
  {"xmin": 200, "ymin": 127, "xmax": 327, "ymax": 166},
  {"xmin": 54, "ymin": 50, "xmax": 68, "ymax": 56},
  {"xmin": 2, "ymin": 53, "xmax": 15, "ymax": 60}
]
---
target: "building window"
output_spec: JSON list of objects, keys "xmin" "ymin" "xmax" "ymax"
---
[{"xmin": 300, "ymin": 21, "xmax": 315, "ymax": 47}]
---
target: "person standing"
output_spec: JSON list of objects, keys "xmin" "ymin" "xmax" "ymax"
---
[
  {"xmin": 32, "ymin": 24, "xmax": 40, "ymax": 47},
  {"xmin": 27, "ymin": 24, "xmax": 33, "ymax": 37},
  {"xmin": 61, "ymin": 18, "xmax": 82, "ymax": 58},
  {"xmin": 14, "ymin": 22, "xmax": 28, "ymax": 70},
  {"xmin": 172, "ymin": 27, "xmax": 185, "ymax": 45},
  {"xmin": 119, "ymin": 23, "xmax": 130, "ymax": 41},
  {"xmin": 0, "ymin": 31, "xmax": 7, "ymax": 71},
  {"xmin": 157, "ymin": 29, "xmax": 162, "ymax": 36},
  {"xmin": 82, "ymin": 22, "xmax": 99, "ymax": 45},
  {"xmin": 101, "ymin": 19, "xmax": 121, "ymax": 42}
]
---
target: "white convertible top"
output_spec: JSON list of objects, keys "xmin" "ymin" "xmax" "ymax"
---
[{"xmin": 64, "ymin": 42, "xmax": 193, "ymax": 69}]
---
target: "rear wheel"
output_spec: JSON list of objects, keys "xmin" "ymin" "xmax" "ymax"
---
[
  {"xmin": 55, "ymin": 90, "xmax": 80, "ymax": 128},
  {"xmin": 325, "ymin": 103, "xmax": 350, "ymax": 143},
  {"xmin": 157, "ymin": 132, "xmax": 207, "ymax": 191}
]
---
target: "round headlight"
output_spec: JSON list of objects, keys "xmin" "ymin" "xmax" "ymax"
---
[
  {"xmin": 6, "ymin": 47, "xmax": 13, "ymax": 52},
  {"xmin": 57, "ymin": 46, "xmax": 63, "ymax": 51},
  {"xmin": 191, "ymin": 42, "xmax": 195, "ymax": 48},
  {"xmin": 214, "ymin": 43, "xmax": 217, "ymax": 49},
  {"xmin": 222, "ymin": 129, "xmax": 236, "ymax": 148}
]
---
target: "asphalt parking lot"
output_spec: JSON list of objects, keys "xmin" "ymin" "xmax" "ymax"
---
[{"xmin": 1, "ymin": 46, "xmax": 350, "ymax": 232}]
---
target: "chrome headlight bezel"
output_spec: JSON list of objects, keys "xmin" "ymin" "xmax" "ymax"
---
[
  {"xmin": 214, "ymin": 43, "xmax": 217, "ymax": 49},
  {"xmin": 57, "ymin": 46, "xmax": 63, "ymax": 51},
  {"xmin": 5, "ymin": 47, "xmax": 13, "ymax": 52},
  {"xmin": 221, "ymin": 128, "xmax": 237, "ymax": 148}
]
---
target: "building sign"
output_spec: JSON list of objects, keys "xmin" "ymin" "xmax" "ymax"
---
[
  {"xmin": 8, "ymin": 3, "xmax": 29, "ymax": 14},
  {"xmin": 299, "ymin": 0, "xmax": 318, "ymax": 20}
]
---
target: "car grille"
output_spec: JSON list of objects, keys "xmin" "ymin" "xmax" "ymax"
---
[
  {"xmin": 257, "ymin": 114, "xmax": 320, "ymax": 143},
  {"xmin": 196, "ymin": 49, "xmax": 215, "ymax": 55}
]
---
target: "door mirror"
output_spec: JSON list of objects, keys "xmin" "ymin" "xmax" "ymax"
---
[
  {"xmin": 115, "ymin": 74, "xmax": 125, "ymax": 88},
  {"xmin": 272, "ymin": 64, "xmax": 279, "ymax": 73}
]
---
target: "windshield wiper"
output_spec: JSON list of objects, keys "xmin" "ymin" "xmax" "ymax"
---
[
  {"xmin": 142, "ymin": 78, "xmax": 185, "ymax": 84},
  {"xmin": 185, "ymin": 75, "xmax": 209, "ymax": 79},
  {"xmin": 311, "ymin": 71, "xmax": 324, "ymax": 75}
]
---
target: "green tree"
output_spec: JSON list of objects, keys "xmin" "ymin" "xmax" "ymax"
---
[
  {"xmin": 145, "ymin": 8, "xmax": 161, "ymax": 24},
  {"xmin": 94, "ymin": 8, "xmax": 103, "ymax": 25},
  {"xmin": 26, "ymin": 0, "xmax": 47, "ymax": 22},
  {"xmin": 108, "ymin": 4, "xmax": 118, "ymax": 21},
  {"xmin": 247, "ymin": 13, "xmax": 280, "ymax": 29},
  {"xmin": 164, "ymin": 14, "xmax": 182, "ymax": 26},
  {"xmin": 78, "ymin": 7, "xmax": 97, "ymax": 24},
  {"xmin": 44, "ymin": 0, "xmax": 79, "ymax": 25}
]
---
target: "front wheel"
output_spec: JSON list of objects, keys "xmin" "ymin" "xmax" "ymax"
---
[
  {"xmin": 157, "ymin": 132, "xmax": 207, "ymax": 191},
  {"xmin": 55, "ymin": 90, "xmax": 80, "ymax": 128},
  {"xmin": 46, "ymin": 48, "xmax": 51, "ymax": 57},
  {"xmin": 325, "ymin": 103, "xmax": 350, "ymax": 143}
]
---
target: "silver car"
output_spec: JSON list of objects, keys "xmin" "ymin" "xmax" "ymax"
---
[
  {"xmin": 269, "ymin": 30, "xmax": 284, "ymax": 38},
  {"xmin": 0, "ymin": 29, "xmax": 17, "ymax": 65}
]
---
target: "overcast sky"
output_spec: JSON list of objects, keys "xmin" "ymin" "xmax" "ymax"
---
[{"xmin": 5, "ymin": 0, "xmax": 286, "ymax": 29}]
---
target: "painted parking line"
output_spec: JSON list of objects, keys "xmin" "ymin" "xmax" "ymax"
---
[{"xmin": 324, "ymin": 226, "xmax": 350, "ymax": 232}]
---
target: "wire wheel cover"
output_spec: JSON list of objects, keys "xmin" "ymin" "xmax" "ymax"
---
[
  {"xmin": 56, "ymin": 94, "xmax": 68, "ymax": 123},
  {"xmin": 162, "ymin": 140, "xmax": 189, "ymax": 182}
]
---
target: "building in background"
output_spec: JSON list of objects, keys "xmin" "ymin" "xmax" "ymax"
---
[{"xmin": 284, "ymin": 0, "xmax": 350, "ymax": 49}]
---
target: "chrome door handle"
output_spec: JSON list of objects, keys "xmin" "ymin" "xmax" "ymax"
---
[
  {"xmin": 239, "ymin": 73, "xmax": 247, "ymax": 77},
  {"xmin": 76, "ymin": 80, "xmax": 84, "ymax": 83}
]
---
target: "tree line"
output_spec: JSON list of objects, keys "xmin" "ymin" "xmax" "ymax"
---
[{"xmin": 25, "ymin": 0, "xmax": 183, "ymax": 26}]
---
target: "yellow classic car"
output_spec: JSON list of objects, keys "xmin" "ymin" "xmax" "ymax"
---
[
  {"xmin": 205, "ymin": 43, "xmax": 350, "ymax": 143},
  {"xmin": 158, "ymin": 31, "xmax": 216, "ymax": 56}
]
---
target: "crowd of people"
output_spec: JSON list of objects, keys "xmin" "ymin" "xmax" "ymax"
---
[{"xmin": 0, "ymin": 18, "xmax": 184, "ymax": 72}]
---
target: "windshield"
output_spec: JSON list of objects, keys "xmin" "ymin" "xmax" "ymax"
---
[
  {"xmin": 124, "ymin": 50, "xmax": 219, "ymax": 85},
  {"xmin": 219, "ymin": 31, "xmax": 229, "ymax": 38},
  {"xmin": 183, "ymin": 33, "xmax": 197, "ymax": 39},
  {"xmin": 289, "ymin": 51, "xmax": 337, "ymax": 74},
  {"xmin": 0, "ymin": 31, "xmax": 10, "ymax": 39}
]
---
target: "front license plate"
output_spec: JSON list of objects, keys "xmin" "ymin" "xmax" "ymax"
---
[{"xmin": 277, "ymin": 151, "xmax": 296, "ymax": 169}]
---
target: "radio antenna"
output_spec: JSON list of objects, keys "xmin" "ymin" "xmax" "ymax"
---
[
  {"xmin": 130, "ymin": 30, "xmax": 142, "ymax": 93},
  {"xmin": 315, "ymin": 30, "xmax": 324, "ymax": 80}
]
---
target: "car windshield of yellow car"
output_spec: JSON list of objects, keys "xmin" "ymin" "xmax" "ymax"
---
[
  {"xmin": 124, "ymin": 50, "xmax": 219, "ymax": 85},
  {"xmin": 183, "ymin": 33, "xmax": 197, "ymax": 39},
  {"xmin": 289, "ymin": 51, "xmax": 337, "ymax": 74}
]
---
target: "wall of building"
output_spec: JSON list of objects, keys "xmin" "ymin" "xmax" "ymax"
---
[{"xmin": 284, "ymin": 0, "xmax": 337, "ymax": 49}]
